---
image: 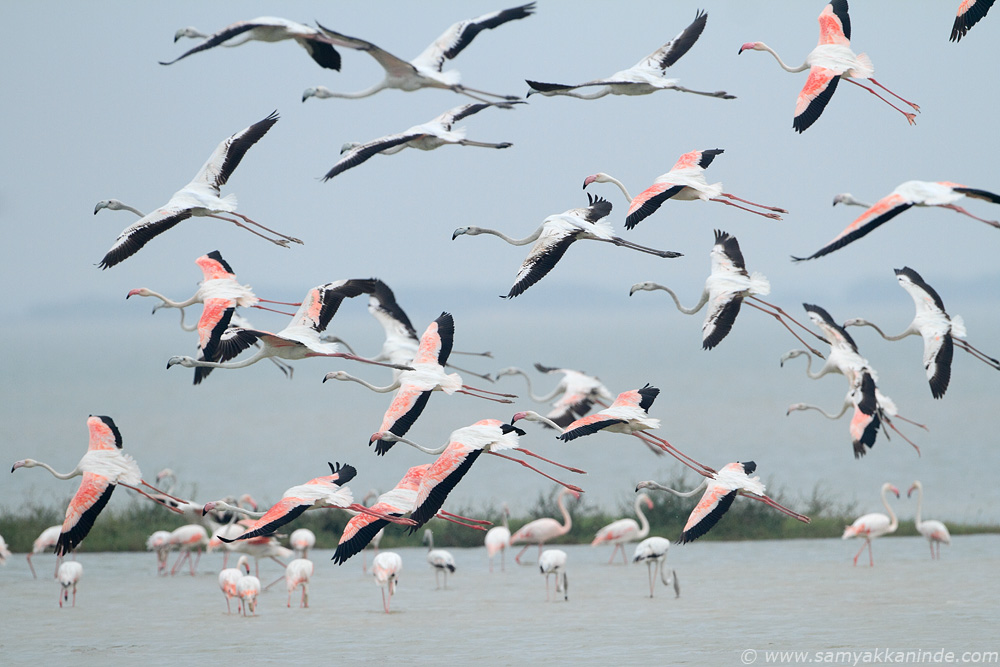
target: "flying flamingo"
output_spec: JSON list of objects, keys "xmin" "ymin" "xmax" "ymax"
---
[
  {"xmin": 304, "ymin": 3, "xmax": 535, "ymax": 103},
  {"xmin": 452, "ymin": 194, "xmax": 682, "ymax": 298},
  {"xmin": 372, "ymin": 551, "xmax": 403, "ymax": 613},
  {"xmin": 632, "ymin": 537, "xmax": 680, "ymax": 598},
  {"xmin": 322, "ymin": 102, "xmax": 517, "ymax": 181},
  {"xmin": 636, "ymin": 461, "xmax": 811, "ymax": 543},
  {"xmin": 323, "ymin": 312, "xmax": 516, "ymax": 455},
  {"xmin": 738, "ymin": 0, "xmax": 919, "ymax": 132},
  {"xmin": 237, "ymin": 570, "xmax": 262, "ymax": 616},
  {"xmin": 526, "ymin": 10, "xmax": 733, "ymax": 101},
  {"xmin": 908, "ymin": 481, "xmax": 951, "ymax": 559},
  {"xmin": 952, "ymin": 0, "xmax": 995, "ymax": 41},
  {"xmin": 161, "ymin": 17, "xmax": 341, "ymax": 69},
  {"xmin": 218, "ymin": 555, "xmax": 250, "ymax": 613},
  {"xmin": 484, "ymin": 503, "xmax": 511, "ymax": 572},
  {"xmin": 146, "ymin": 530, "xmax": 172, "ymax": 575},
  {"xmin": 630, "ymin": 230, "xmax": 824, "ymax": 354},
  {"xmin": 592, "ymin": 493, "xmax": 654, "ymax": 565},
  {"xmin": 423, "ymin": 529, "xmax": 456, "ymax": 589},
  {"xmin": 539, "ymin": 549, "xmax": 568, "ymax": 602},
  {"xmin": 495, "ymin": 364, "xmax": 615, "ymax": 428},
  {"xmin": 11, "ymin": 416, "xmax": 183, "ymax": 556},
  {"xmin": 793, "ymin": 182, "xmax": 1000, "ymax": 261},
  {"xmin": 168, "ymin": 524, "xmax": 210, "ymax": 576},
  {"xmin": 26, "ymin": 525, "xmax": 63, "ymax": 579},
  {"xmin": 285, "ymin": 558, "xmax": 314, "ymax": 607},
  {"xmin": 57, "ymin": 561, "xmax": 83, "ymax": 608},
  {"xmin": 843, "ymin": 267, "xmax": 1000, "ymax": 398},
  {"xmin": 289, "ymin": 528, "xmax": 316, "ymax": 559},
  {"xmin": 843, "ymin": 482, "xmax": 900, "ymax": 566},
  {"xmin": 510, "ymin": 487, "xmax": 579, "ymax": 564},
  {"xmin": 583, "ymin": 150, "xmax": 787, "ymax": 229},
  {"xmin": 97, "ymin": 111, "xmax": 302, "ymax": 268},
  {"xmin": 166, "ymin": 280, "xmax": 413, "ymax": 375},
  {"xmin": 785, "ymin": 369, "xmax": 887, "ymax": 459}
]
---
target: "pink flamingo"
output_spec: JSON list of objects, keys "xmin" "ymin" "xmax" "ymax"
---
[
  {"xmin": 168, "ymin": 524, "xmax": 210, "ymax": 576},
  {"xmin": 285, "ymin": 558, "xmax": 314, "ymax": 607},
  {"xmin": 289, "ymin": 528, "xmax": 316, "ymax": 559},
  {"xmin": 146, "ymin": 530, "xmax": 173, "ymax": 575},
  {"xmin": 495, "ymin": 364, "xmax": 615, "ymax": 428},
  {"xmin": 57, "ymin": 561, "xmax": 83, "ymax": 608},
  {"xmin": 237, "ymin": 571, "xmax": 262, "ymax": 616},
  {"xmin": 218, "ymin": 554, "xmax": 250, "ymax": 613},
  {"xmin": 739, "ymin": 0, "xmax": 919, "ymax": 132},
  {"xmin": 26, "ymin": 525, "xmax": 63, "ymax": 579},
  {"xmin": 510, "ymin": 487, "xmax": 579, "ymax": 564},
  {"xmin": 372, "ymin": 552, "xmax": 402, "ymax": 613},
  {"xmin": 591, "ymin": 493, "xmax": 653, "ymax": 565},
  {"xmin": 908, "ymin": 481, "xmax": 951, "ymax": 559},
  {"xmin": 952, "ymin": 0, "xmax": 995, "ymax": 41},
  {"xmin": 843, "ymin": 482, "xmax": 900, "ymax": 566}
]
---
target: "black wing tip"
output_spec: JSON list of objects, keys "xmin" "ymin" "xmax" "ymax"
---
[{"xmin": 328, "ymin": 461, "xmax": 359, "ymax": 484}]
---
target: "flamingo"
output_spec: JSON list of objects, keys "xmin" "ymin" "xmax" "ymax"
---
[
  {"xmin": 630, "ymin": 230, "xmax": 824, "ymax": 354},
  {"xmin": 322, "ymin": 102, "xmax": 517, "ymax": 181},
  {"xmin": 739, "ymin": 0, "xmax": 919, "ymax": 132},
  {"xmin": 285, "ymin": 558, "xmax": 314, "ymax": 607},
  {"xmin": 632, "ymin": 537, "xmax": 679, "ymax": 598},
  {"xmin": 495, "ymin": 364, "xmax": 615, "ymax": 428},
  {"xmin": 97, "ymin": 111, "xmax": 302, "ymax": 268},
  {"xmin": 843, "ymin": 482, "xmax": 900, "ymax": 566},
  {"xmin": 57, "ymin": 561, "xmax": 83, "ymax": 608},
  {"xmin": 218, "ymin": 555, "xmax": 251, "ymax": 613},
  {"xmin": 539, "ymin": 549, "xmax": 568, "ymax": 602},
  {"xmin": 166, "ymin": 280, "xmax": 413, "ymax": 375},
  {"xmin": 584, "ymin": 150, "xmax": 787, "ymax": 229},
  {"xmin": 305, "ymin": 3, "xmax": 535, "ymax": 103},
  {"xmin": 237, "ymin": 570, "xmax": 262, "ymax": 616},
  {"xmin": 0, "ymin": 534, "xmax": 11, "ymax": 566},
  {"xmin": 422, "ymin": 529, "xmax": 456, "ymax": 589},
  {"xmin": 484, "ymin": 503, "xmax": 511, "ymax": 572},
  {"xmin": 452, "ymin": 194, "xmax": 682, "ymax": 298},
  {"xmin": 221, "ymin": 536, "xmax": 293, "ymax": 580},
  {"xmin": 785, "ymin": 369, "xmax": 887, "ymax": 459},
  {"xmin": 592, "ymin": 493, "xmax": 654, "ymax": 565},
  {"xmin": 93, "ymin": 199, "xmax": 144, "ymax": 216},
  {"xmin": 794, "ymin": 182, "xmax": 1000, "ymax": 261},
  {"xmin": 372, "ymin": 551, "xmax": 403, "ymax": 613},
  {"xmin": 146, "ymin": 530, "xmax": 173, "ymax": 575},
  {"xmin": 11, "ymin": 416, "xmax": 183, "ymax": 556},
  {"xmin": 952, "ymin": 0, "xmax": 995, "ymax": 41},
  {"xmin": 289, "ymin": 528, "xmax": 316, "ymax": 558},
  {"xmin": 26, "ymin": 525, "xmax": 63, "ymax": 579},
  {"xmin": 908, "ymin": 481, "xmax": 951, "ymax": 559},
  {"xmin": 526, "ymin": 10, "xmax": 733, "ymax": 102},
  {"xmin": 168, "ymin": 524, "xmax": 210, "ymax": 576},
  {"xmin": 161, "ymin": 17, "xmax": 341, "ymax": 69},
  {"xmin": 843, "ymin": 267, "xmax": 1000, "ymax": 398},
  {"xmin": 323, "ymin": 312, "xmax": 516, "ymax": 455},
  {"xmin": 636, "ymin": 461, "xmax": 811, "ymax": 543},
  {"xmin": 510, "ymin": 487, "xmax": 579, "ymax": 564}
]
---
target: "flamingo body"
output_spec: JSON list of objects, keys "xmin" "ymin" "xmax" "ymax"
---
[{"xmin": 58, "ymin": 561, "xmax": 83, "ymax": 608}]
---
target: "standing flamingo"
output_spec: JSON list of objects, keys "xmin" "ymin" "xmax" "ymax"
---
[
  {"xmin": 952, "ymin": 0, "xmax": 995, "ymax": 41},
  {"xmin": 372, "ymin": 551, "xmax": 403, "ymax": 613},
  {"xmin": 907, "ymin": 481, "xmax": 951, "ymax": 559},
  {"xmin": 237, "ymin": 570, "xmax": 262, "ymax": 616},
  {"xmin": 285, "ymin": 558, "xmax": 314, "ymax": 607},
  {"xmin": 484, "ymin": 503, "xmax": 511, "ymax": 572},
  {"xmin": 289, "ymin": 528, "xmax": 316, "ymax": 559},
  {"xmin": 57, "ymin": 561, "xmax": 83, "ymax": 608},
  {"xmin": 423, "ymin": 529, "xmax": 456, "ymax": 589},
  {"xmin": 510, "ymin": 487, "xmax": 579, "ymax": 564},
  {"xmin": 26, "ymin": 525, "xmax": 63, "ymax": 579},
  {"xmin": 592, "ymin": 493, "xmax": 653, "ymax": 565},
  {"xmin": 843, "ymin": 482, "xmax": 900, "ymax": 566},
  {"xmin": 146, "ymin": 530, "xmax": 173, "ymax": 575},
  {"xmin": 539, "ymin": 549, "xmax": 568, "ymax": 602},
  {"xmin": 526, "ymin": 10, "xmax": 732, "ymax": 101},
  {"xmin": 630, "ymin": 230, "xmax": 823, "ymax": 354},
  {"xmin": 584, "ymin": 150, "xmax": 787, "ymax": 229},
  {"xmin": 739, "ymin": 0, "xmax": 919, "ymax": 132},
  {"xmin": 168, "ymin": 524, "xmax": 210, "ymax": 576},
  {"xmin": 452, "ymin": 194, "xmax": 682, "ymax": 298},
  {"xmin": 11, "ymin": 416, "xmax": 183, "ymax": 556},
  {"xmin": 632, "ymin": 537, "xmax": 680, "ymax": 598},
  {"xmin": 496, "ymin": 364, "xmax": 615, "ymax": 428},
  {"xmin": 218, "ymin": 555, "xmax": 250, "ymax": 613}
]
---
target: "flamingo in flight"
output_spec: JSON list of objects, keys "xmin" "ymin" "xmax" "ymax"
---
[
  {"xmin": 452, "ymin": 194, "xmax": 682, "ymax": 298},
  {"xmin": 11, "ymin": 416, "xmax": 184, "ymax": 556},
  {"xmin": 371, "ymin": 551, "xmax": 403, "ymax": 613},
  {"xmin": 907, "ymin": 481, "xmax": 951, "ymax": 559},
  {"xmin": 323, "ymin": 312, "xmax": 515, "ymax": 455},
  {"xmin": 166, "ymin": 280, "xmax": 413, "ymax": 375},
  {"xmin": 583, "ymin": 149, "xmax": 787, "ymax": 229},
  {"xmin": 636, "ymin": 461, "xmax": 811, "ymax": 543},
  {"xmin": 843, "ymin": 267, "xmax": 1000, "ymax": 398},
  {"xmin": 526, "ymin": 10, "xmax": 733, "ymax": 101},
  {"xmin": 305, "ymin": 3, "xmax": 535, "ymax": 103},
  {"xmin": 322, "ymin": 102, "xmax": 518, "ymax": 181},
  {"xmin": 630, "ymin": 230, "xmax": 825, "ymax": 355},
  {"xmin": 57, "ymin": 561, "xmax": 83, "ymax": 608},
  {"xmin": 792, "ymin": 182, "xmax": 1000, "ymax": 261},
  {"xmin": 739, "ymin": 0, "xmax": 919, "ymax": 132},
  {"xmin": 632, "ymin": 537, "xmax": 680, "ymax": 598},
  {"xmin": 539, "ymin": 549, "xmax": 568, "ymax": 602},
  {"xmin": 161, "ymin": 17, "xmax": 341, "ymax": 70},
  {"xmin": 97, "ymin": 111, "xmax": 302, "ymax": 268},
  {"xmin": 510, "ymin": 487, "xmax": 579, "ymax": 564},
  {"xmin": 591, "ymin": 493, "xmax": 653, "ymax": 565},
  {"xmin": 496, "ymin": 363, "xmax": 615, "ymax": 428},
  {"xmin": 842, "ymin": 482, "xmax": 899, "ymax": 566},
  {"xmin": 952, "ymin": 0, "xmax": 995, "ymax": 41}
]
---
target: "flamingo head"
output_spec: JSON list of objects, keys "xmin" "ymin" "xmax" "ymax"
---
[
  {"xmin": 785, "ymin": 403, "xmax": 807, "ymax": 415},
  {"xmin": 582, "ymin": 173, "xmax": 605, "ymax": 189},
  {"xmin": 884, "ymin": 483, "xmax": 901, "ymax": 498},
  {"xmin": 639, "ymin": 494, "xmax": 654, "ymax": 510},
  {"xmin": 322, "ymin": 371, "xmax": 350, "ymax": 383},
  {"xmin": 173, "ymin": 27, "xmax": 205, "ymax": 42},
  {"xmin": 738, "ymin": 42, "xmax": 763, "ymax": 55},
  {"xmin": 628, "ymin": 281, "xmax": 658, "ymax": 296},
  {"xmin": 302, "ymin": 86, "xmax": 331, "ymax": 102},
  {"xmin": 11, "ymin": 459, "xmax": 35, "ymax": 473},
  {"xmin": 452, "ymin": 226, "xmax": 473, "ymax": 240},
  {"xmin": 906, "ymin": 482, "xmax": 921, "ymax": 498},
  {"xmin": 201, "ymin": 501, "xmax": 218, "ymax": 516},
  {"xmin": 237, "ymin": 555, "xmax": 250, "ymax": 574}
]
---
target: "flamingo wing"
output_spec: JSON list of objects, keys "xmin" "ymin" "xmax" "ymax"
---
[
  {"xmin": 701, "ymin": 294, "xmax": 743, "ymax": 350},
  {"xmin": 792, "ymin": 193, "xmax": 913, "ymax": 260},
  {"xmin": 56, "ymin": 473, "xmax": 115, "ymax": 556},
  {"xmin": 297, "ymin": 36, "xmax": 342, "ymax": 70},
  {"xmin": 87, "ymin": 415, "xmax": 123, "ymax": 451},
  {"xmin": 408, "ymin": 447, "xmax": 482, "ymax": 531},
  {"xmin": 193, "ymin": 111, "xmax": 279, "ymax": 192},
  {"xmin": 412, "ymin": 2, "xmax": 536, "ymax": 72},
  {"xmin": 819, "ymin": 0, "xmax": 852, "ymax": 44},
  {"xmin": 849, "ymin": 371, "xmax": 881, "ymax": 458},
  {"xmin": 288, "ymin": 279, "xmax": 379, "ymax": 333},
  {"xmin": 678, "ymin": 484, "xmax": 738, "ymax": 544},
  {"xmin": 792, "ymin": 66, "xmax": 840, "ymax": 133},
  {"xmin": 99, "ymin": 208, "xmax": 194, "ymax": 269},
  {"xmin": 950, "ymin": 186, "xmax": 1000, "ymax": 203},
  {"xmin": 558, "ymin": 413, "xmax": 628, "ymax": 441},
  {"xmin": 625, "ymin": 183, "xmax": 686, "ymax": 230},
  {"xmin": 506, "ymin": 229, "xmax": 577, "ymax": 298},
  {"xmin": 373, "ymin": 385, "xmax": 433, "ymax": 455},
  {"xmin": 315, "ymin": 22, "xmax": 418, "ymax": 79},
  {"xmin": 367, "ymin": 279, "xmax": 418, "ymax": 340},
  {"xmin": 334, "ymin": 511, "xmax": 395, "ymax": 565},
  {"xmin": 159, "ymin": 21, "xmax": 261, "ymax": 65},
  {"xmin": 951, "ymin": 0, "xmax": 995, "ymax": 41},
  {"xmin": 322, "ymin": 132, "xmax": 422, "ymax": 181},
  {"xmin": 222, "ymin": 498, "xmax": 311, "ymax": 542},
  {"xmin": 637, "ymin": 9, "xmax": 708, "ymax": 71},
  {"xmin": 413, "ymin": 312, "xmax": 454, "ymax": 367},
  {"xmin": 926, "ymin": 331, "xmax": 954, "ymax": 399}
]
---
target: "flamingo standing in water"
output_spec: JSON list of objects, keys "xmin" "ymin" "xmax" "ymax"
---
[
  {"xmin": 146, "ymin": 530, "xmax": 173, "ymax": 575},
  {"xmin": 372, "ymin": 551, "xmax": 403, "ymax": 613},
  {"xmin": 57, "ymin": 561, "xmax": 83, "ymax": 608},
  {"xmin": 630, "ymin": 230, "xmax": 824, "ymax": 354},
  {"xmin": 738, "ymin": 0, "xmax": 919, "ymax": 132},
  {"xmin": 526, "ymin": 10, "xmax": 733, "ymax": 102},
  {"xmin": 907, "ymin": 481, "xmax": 951, "ymax": 559},
  {"xmin": 452, "ymin": 194, "xmax": 682, "ymax": 298},
  {"xmin": 218, "ymin": 555, "xmax": 250, "ymax": 613},
  {"xmin": 26, "ymin": 525, "xmax": 63, "ymax": 579},
  {"xmin": 843, "ymin": 482, "xmax": 900, "ymax": 566},
  {"xmin": 168, "ymin": 524, "xmax": 210, "ymax": 576},
  {"xmin": 951, "ymin": 0, "xmax": 995, "ymax": 41},
  {"xmin": 484, "ymin": 503, "xmax": 512, "ymax": 572},
  {"xmin": 510, "ymin": 487, "xmax": 579, "ymax": 564},
  {"xmin": 496, "ymin": 364, "xmax": 615, "ymax": 428},
  {"xmin": 584, "ymin": 150, "xmax": 787, "ymax": 229},
  {"xmin": 423, "ymin": 529, "xmax": 456, "ymax": 589},
  {"xmin": 304, "ymin": 3, "xmax": 535, "ymax": 103},
  {"xmin": 539, "ymin": 549, "xmax": 568, "ymax": 601},
  {"xmin": 632, "ymin": 537, "xmax": 680, "ymax": 598},
  {"xmin": 237, "ymin": 570, "xmax": 262, "ymax": 616},
  {"xmin": 289, "ymin": 528, "xmax": 316, "ymax": 559},
  {"xmin": 11, "ymin": 416, "xmax": 183, "ymax": 556},
  {"xmin": 285, "ymin": 558, "xmax": 314, "ymax": 607},
  {"xmin": 592, "ymin": 493, "xmax": 654, "ymax": 565}
]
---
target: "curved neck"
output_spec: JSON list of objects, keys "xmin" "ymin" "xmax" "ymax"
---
[
  {"xmin": 466, "ymin": 226, "xmax": 543, "ymax": 246},
  {"xmin": 334, "ymin": 373, "xmax": 399, "ymax": 393},
  {"xmin": 424, "ymin": 531, "xmax": 434, "ymax": 551},
  {"xmin": 501, "ymin": 509, "xmax": 509, "ymax": 531},
  {"xmin": 138, "ymin": 290, "xmax": 199, "ymax": 309},
  {"xmin": 640, "ymin": 479, "xmax": 707, "ymax": 498},
  {"xmin": 503, "ymin": 369, "xmax": 558, "ymax": 402},
  {"xmin": 758, "ymin": 43, "xmax": 809, "ymax": 73},
  {"xmin": 318, "ymin": 81, "xmax": 388, "ymax": 99},
  {"xmin": 383, "ymin": 433, "xmax": 447, "ymax": 455},
  {"xmin": 783, "ymin": 350, "xmax": 826, "ymax": 379},
  {"xmin": 634, "ymin": 496, "xmax": 650, "ymax": 539},
  {"xmin": 557, "ymin": 491, "xmax": 573, "ymax": 532},
  {"xmin": 597, "ymin": 175, "xmax": 633, "ymax": 203},
  {"xmin": 29, "ymin": 460, "xmax": 80, "ymax": 480},
  {"xmin": 646, "ymin": 284, "xmax": 708, "ymax": 314},
  {"xmin": 912, "ymin": 485, "xmax": 923, "ymax": 526},
  {"xmin": 213, "ymin": 501, "xmax": 264, "ymax": 519},
  {"xmin": 881, "ymin": 487, "xmax": 899, "ymax": 531},
  {"xmin": 853, "ymin": 320, "xmax": 913, "ymax": 342},
  {"xmin": 793, "ymin": 401, "xmax": 849, "ymax": 420}
]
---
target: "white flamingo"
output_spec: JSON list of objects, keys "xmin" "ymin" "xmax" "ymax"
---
[
  {"xmin": 632, "ymin": 537, "xmax": 679, "ymax": 598},
  {"xmin": 907, "ymin": 481, "xmax": 951, "ymax": 559},
  {"xmin": 539, "ymin": 549, "xmax": 568, "ymax": 602}
]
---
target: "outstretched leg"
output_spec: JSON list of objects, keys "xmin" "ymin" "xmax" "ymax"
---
[
  {"xmin": 710, "ymin": 198, "xmax": 783, "ymax": 220},
  {"xmin": 942, "ymin": 204, "xmax": 1000, "ymax": 228},
  {"xmin": 745, "ymin": 300, "xmax": 827, "ymax": 358},
  {"xmin": 487, "ymin": 451, "xmax": 583, "ymax": 492},
  {"xmin": 843, "ymin": 78, "xmax": 917, "ymax": 125},
  {"xmin": 229, "ymin": 211, "xmax": 304, "ymax": 244},
  {"xmin": 867, "ymin": 78, "xmax": 920, "ymax": 111},
  {"xmin": 717, "ymin": 192, "xmax": 788, "ymax": 213},
  {"xmin": 206, "ymin": 213, "xmax": 292, "ymax": 247}
]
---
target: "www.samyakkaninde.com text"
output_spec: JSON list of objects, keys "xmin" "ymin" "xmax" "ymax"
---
[{"xmin": 740, "ymin": 648, "xmax": 999, "ymax": 665}]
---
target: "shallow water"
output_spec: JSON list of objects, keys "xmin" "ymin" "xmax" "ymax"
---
[{"xmin": 2, "ymin": 535, "xmax": 997, "ymax": 665}]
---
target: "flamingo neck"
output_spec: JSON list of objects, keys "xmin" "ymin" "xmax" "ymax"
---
[
  {"xmin": 598, "ymin": 174, "xmax": 634, "ymax": 203},
  {"xmin": 758, "ymin": 43, "xmax": 809, "ymax": 73},
  {"xmin": 465, "ymin": 226, "xmax": 543, "ymax": 246},
  {"xmin": 912, "ymin": 486, "xmax": 923, "ymax": 526},
  {"xmin": 557, "ymin": 491, "xmax": 572, "ymax": 533},
  {"xmin": 634, "ymin": 496, "xmax": 650, "ymax": 539},
  {"xmin": 32, "ymin": 461, "xmax": 80, "ymax": 480},
  {"xmin": 138, "ymin": 290, "xmax": 199, "ymax": 309},
  {"xmin": 881, "ymin": 487, "xmax": 899, "ymax": 531},
  {"xmin": 337, "ymin": 373, "xmax": 400, "ymax": 393},
  {"xmin": 318, "ymin": 81, "xmax": 388, "ymax": 99},
  {"xmin": 647, "ymin": 284, "xmax": 708, "ymax": 315}
]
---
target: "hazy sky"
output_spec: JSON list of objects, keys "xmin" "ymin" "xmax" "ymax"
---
[{"xmin": 3, "ymin": 1, "xmax": 998, "ymax": 526}]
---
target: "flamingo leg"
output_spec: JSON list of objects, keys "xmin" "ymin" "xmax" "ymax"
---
[
  {"xmin": 842, "ymin": 78, "xmax": 917, "ymax": 124},
  {"xmin": 941, "ymin": 204, "xmax": 1000, "ymax": 228},
  {"xmin": 620, "ymin": 545, "xmax": 629, "ymax": 565},
  {"xmin": 228, "ymin": 211, "xmax": 304, "ymax": 244},
  {"xmin": 265, "ymin": 573, "xmax": 285, "ymax": 591},
  {"xmin": 648, "ymin": 562, "xmax": 656, "ymax": 597},
  {"xmin": 709, "ymin": 198, "xmax": 783, "ymax": 220},
  {"xmin": 607, "ymin": 545, "xmax": 617, "ymax": 565},
  {"xmin": 852, "ymin": 538, "xmax": 869, "ymax": 566},
  {"xmin": 257, "ymin": 298, "xmax": 303, "ymax": 306},
  {"xmin": 269, "ymin": 555, "xmax": 289, "ymax": 570},
  {"xmin": 252, "ymin": 304, "xmax": 296, "ymax": 317},
  {"xmin": 436, "ymin": 510, "xmax": 491, "ymax": 525},
  {"xmin": 460, "ymin": 384, "xmax": 517, "ymax": 398},
  {"xmin": 717, "ymin": 192, "xmax": 788, "ymax": 213},
  {"xmin": 452, "ymin": 83, "xmax": 521, "ymax": 103},
  {"xmin": 744, "ymin": 301, "xmax": 828, "ymax": 358},
  {"xmin": 381, "ymin": 588, "xmax": 390, "ymax": 613},
  {"xmin": 739, "ymin": 492, "xmax": 811, "ymax": 523},
  {"xmin": 955, "ymin": 339, "xmax": 1000, "ymax": 368},
  {"xmin": 322, "ymin": 352, "xmax": 413, "ymax": 371},
  {"xmin": 433, "ymin": 513, "xmax": 489, "ymax": 531},
  {"xmin": 170, "ymin": 551, "xmax": 189, "ymax": 576},
  {"xmin": 486, "ymin": 451, "xmax": 583, "ymax": 493},
  {"xmin": 514, "ymin": 543, "xmax": 531, "ymax": 564},
  {"xmin": 190, "ymin": 549, "xmax": 201, "ymax": 575},
  {"xmin": 600, "ymin": 237, "xmax": 684, "ymax": 258},
  {"xmin": 119, "ymin": 483, "xmax": 185, "ymax": 514},
  {"xmin": 456, "ymin": 389, "xmax": 514, "ymax": 404},
  {"xmin": 27, "ymin": 554, "xmax": 37, "ymax": 579},
  {"xmin": 881, "ymin": 415, "xmax": 922, "ymax": 455},
  {"xmin": 345, "ymin": 504, "xmax": 418, "ymax": 526},
  {"xmin": 632, "ymin": 433, "xmax": 715, "ymax": 476},
  {"xmin": 139, "ymin": 480, "xmax": 186, "ymax": 503},
  {"xmin": 514, "ymin": 447, "xmax": 587, "ymax": 474},
  {"xmin": 867, "ymin": 77, "xmax": 920, "ymax": 111},
  {"xmin": 205, "ymin": 213, "xmax": 292, "ymax": 247},
  {"xmin": 444, "ymin": 362, "xmax": 493, "ymax": 382},
  {"xmin": 746, "ymin": 298, "xmax": 829, "ymax": 347}
]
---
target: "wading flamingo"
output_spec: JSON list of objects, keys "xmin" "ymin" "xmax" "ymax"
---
[
  {"xmin": 218, "ymin": 555, "xmax": 250, "ymax": 613},
  {"xmin": 27, "ymin": 525, "xmax": 63, "ymax": 579},
  {"xmin": 908, "ymin": 481, "xmax": 950, "ymax": 559},
  {"xmin": 539, "ymin": 549, "xmax": 568, "ymax": 601},
  {"xmin": 632, "ymin": 537, "xmax": 680, "ymax": 598},
  {"xmin": 289, "ymin": 528, "xmax": 316, "ymax": 559},
  {"xmin": 496, "ymin": 364, "xmax": 615, "ymax": 428},
  {"xmin": 146, "ymin": 530, "xmax": 173, "ymax": 575},
  {"xmin": 843, "ymin": 482, "xmax": 899, "ymax": 566},
  {"xmin": 484, "ymin": 503, "xmax": 511, "ymax": 572},
  {"xmin": 372, "ymin": 551, "xmax": 403, "ymax": 613},
  {"xmin": 237, "ymin": 570, "xmax": 262, "ymax": 615},
  {"xmin": 510, "ymin": 487, "xmax": 579, "ymax": 564},
  {"xmin": 951, "ymin": 0, "xmax": 995, "ymax": 41},
  {"xmin": 592, "ymin": 493, "xmax": 653, "ymax": 564},
  {"xmin": 285, "ymin": 558, "xmax": 314, "ymax": 607},
  {"xmin": 168, "ymin": 524, "xmax": 209, "ymax": 576},
  {"xmin": 57, "ymin": 561, "xmax": 83, "ymax": 608},
  {"xmin": 0, "ymin": 534, "xmax": 11, "ymax": 566},
  {"xmin": 423, "ymin": 529, "xmax": 456, "ymax": 589}
]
